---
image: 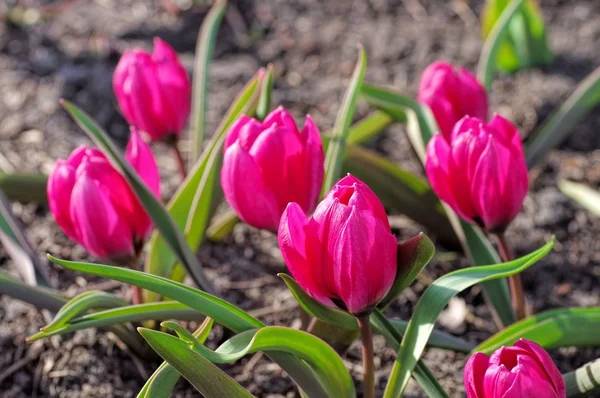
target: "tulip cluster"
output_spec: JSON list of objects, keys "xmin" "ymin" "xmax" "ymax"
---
[
  {"xmin": 47, "ymin": 129, "xmax": 159, "ymax": 260},
  {"xmin": 465, "ymin": 339, "xmax": 565, "ymax": 398}
]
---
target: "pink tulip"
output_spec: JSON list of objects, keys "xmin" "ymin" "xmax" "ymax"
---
[
  {"xmin": 465, "ymin": 339, "xmax": 565, "ymax": 398},
  {"xmin": 425, "ymin": 115, "xmax": 528, "ymax": 232},
  {"xmin": 113, "ymin": 38, "xmax": 191, "ymax": 141},
  {"xmin": 47, "ymin": 128, "xmax": 160, "ymax": 260},
  {"xmin": 278, "ymin": 175, "xmax": 397, "ymax": 314},
  {"xmin": 418, "ymin": 61, "xmax": 488, "ymax": 141},
  {"xmin": 221, "ymin": 107, "xmax": 324, "ymax": 231}
]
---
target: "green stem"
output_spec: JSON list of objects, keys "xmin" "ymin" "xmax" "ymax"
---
[
  {"xmin": 494, "ymin": 232, "xmax": 527, "ymax": 321},
  {"xmin": 357, "ymin": 313, "xmax": 375, "ymax": 398}
]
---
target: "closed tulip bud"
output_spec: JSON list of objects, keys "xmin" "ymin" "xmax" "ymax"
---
[
  {"xmin": 113, "ymin": 38, "xmax": 191, "ymax": 141},
  {"xmin": 418, "ymin": 61, "xmax": 488, "ymax": 141},
  {"xmin": 425, "ymin": 115, "xmax": 528, "ymax": 232},
  {"xmin": 221, "ymin": 107, "xmax": 324, "ymax": 231},
  {"xmin": 465, "ymin": 339, "xmax": 565, "ymax": 398},
  {"xmin": 278, "ymin": 175, "xmax": 397, "ymax": 315},
  {"xmin": 47, "ymin": 128, "xmax": 160, "ymax": 260}
]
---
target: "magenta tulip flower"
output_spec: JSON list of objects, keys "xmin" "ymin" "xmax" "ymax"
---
[
  {"xmin": 425, "ymin": 115, "xmax": 528, "ymax": 232},
  {"xmin": 47, "ymin": 128, "xmax": 160, "ymax": 260},
  {"xmin": 418, "ymin": 61, "xmax": 488, "ymax": 141},
  {"xmin": 465, "ymin": 339, "xmax": 566, "ymax": 398},
  {"xmin": 113, "ymin": 38, "xmax": 191, "ymax": 142},
  {"xmin": 278, "ymin": 174, "xmax": 397, "ymax": 315},
  {"xmin": 221, "ymin": 107, "xmax": 324, "ymax": 231}
]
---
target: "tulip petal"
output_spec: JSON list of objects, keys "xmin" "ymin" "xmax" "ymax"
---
[
  {"xmin": 224, "ymin": 115, "xmax": 254, "ymax": 149},
  {"xmin": 69, "ymin": 175, "xmax": 134, "ymax": 259},
  {"xmin": 457, "ymin": 68, "xmax": 488, "ymax": 122},
  {"xmin": 300, "ymin": 115, "xmax": 324, "ymax": 213},
  {"xmin": 464, "ymin": 353, "xmax": 490, "ymax": 398},
  {"xmin": 47, "ymin": 160, "xmax": 78, "ymax": 240},
  {"xmin": 514, "ymin": 339, "xmax": 565, "ymax": 397},
  {"xmin": 125, "ymin": 128, "xmax": 160, "ymax": 197},
  {"xmin": 278, "ymin": 203, "xmax": 334, "ymax": 307},
  {"xmin": 263, "ymin": 106, "xmax": 299, "ymax": 136},
  {"xmin": 221, "ymin": 142, "xmax": 281, "ymax": 231},
  {"xmin": 483, "ymin": 364, "xmax": 518, "ymax": 398}
]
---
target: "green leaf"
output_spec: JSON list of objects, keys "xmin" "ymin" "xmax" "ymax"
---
[
  {"xmin": 144, "ymin": 70, "xmax": 264, "ymax": 301},
  {"xmin": 383, "ymin": 239, "xmax": 554, "ymax": 397},
  {"xmin": 206, "ymin": 209, "xmax": 239, "ymax": 242},
  {"xmin": 379, "ymin": 233, "xmax": 435, "ymax": 309},
  {"xmin": 190, "ymin": 0, "xmax": 228, "ymax": 165},
  {"xmin": 346, "ymin": 111, "xmax": 395, "ymax": 145},
  {"xmin": 564, "ymin": 357, "xmax": 600, "ymax": 398},
  {"xmin": 360, "ymin": 83, "xmax": 514, "ymax": 326},
  {"xmin": 41, "ymin": 291, "xmax": 128, "ymax": 333},
  {"xmin": 138, "ymin": 318, "xmax": 214, "ymax": 398},
  {"xmin": 558, "ymin": 180, "xmax": 600, "ymax": 217},
  {"xmin": 28, "ymin": 301, "xmax": 204, "ymax": 341},
  {"xmin": 280, "ymin": 273, "xmax": 474, "ymax": 353},
  {"xmin": 138, "ymin": 328, "xmax": 254, "ymax": 398},
  {"xmin": 47, "ymin": 256, "xmax": 330, "ymax": 398},
  {"xmin": 322, "ymin": 46, "xmax": 367, "ymax": 194},
  {"xmin": 0, "ymin": 173, "xmax": 48, "ymax": 203},
  {"xmin": 256, "ymin": 64, "xmax": 275, "ymax": 120},
  {"xmin": 0, "ymin": 271, "xmax": 65, "ymax": 312},
  {"xmin": 166, "ymin": 326, "xmax": 355, "ymax": 398},
  {"xmin": 60, "ymin": 100, "xmax": 214, "ymax": 294},
  {"xmin": 0, "ymin": 189, "xmax": 51, "ymax": 287},
  {"xmin": 526, "ymin": 65, "xmax": 600, "ymax": 167},
  {"xmin": 477, "ymin": 0, "xmax": 526, "ymax": 90},
  {"xmin": 473, "ymin": 307, "xmax": 600, "ymax": 355}
]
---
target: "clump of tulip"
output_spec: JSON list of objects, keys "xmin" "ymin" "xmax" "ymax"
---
[
  {"xmin": 465, "ymin": 339, "xmax": 565, "ymax": 398},
  {"xmin": 221, "ymin": 107, "xmax": 324, "ymax": 232},
  {"xmin": 113, "ymin": 38, "xmax": 191, "ymax": 142},
  {"xmin": 418, "ymin": 61, "xmax": 488, "ymax": 141},
  {"xmin": 47, "ymin": 128, "xmax": 159, "ymax": 261},
  {"xmin": 425, "ymin": 114, "xmax": 528, "ymax": 233}
]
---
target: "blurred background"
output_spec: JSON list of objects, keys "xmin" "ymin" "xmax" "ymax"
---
[{"xmin": 1, "ymin": 0, "xmax": 600, "ymax": 397}]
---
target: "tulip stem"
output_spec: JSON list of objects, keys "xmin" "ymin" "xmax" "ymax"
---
[
  {"xmin": 357, "ymin": 314, "xmax": 375, "ymax": 398},
  {"xmin": 130, "ymin": 255, "xmax": 144, "ymax": 305},
  {"xmin": 171, "ymin": 141, "xmax": 187, "ymax": 179},
  {"xmin": 494, "ymin": 233, "xmax": 527, "ymax": 321}
]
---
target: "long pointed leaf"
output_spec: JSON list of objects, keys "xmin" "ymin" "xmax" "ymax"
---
[
  {"xmin": 0, "ymin": 173, "xmax": 48, "ymax": 203},
  {"xmin": 564, "ymin": 357, "xmax": 600, "ymax": 398},
  {"xmin": 383, "ymin": 239, "xmax": 554, "ymax": 397},
  {"xmin": 558, "ymin": 180, "xmax": 600, "ymax": 217}
]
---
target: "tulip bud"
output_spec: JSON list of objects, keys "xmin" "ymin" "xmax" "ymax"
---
[
  {"xmin": 425, "ymin": 115, "xmax": 528, "ymax": 232},
  {"xmin": 113, "ymin": 38, "xmax": 191, "ymax": 141},
  {"xmin": 418, "ymin": 62, "xmax": 488, "ymax": 141},
  {"xmin": 47, "ymin": 129, "xmax": 160, "ymax": 260},
  {"xmin": 221, "ymin": 107, "xmax": 324, "ymax": 231},
  {"xmin": 278, "ymin": 174, "xmax": 397, "ymax": 315},
  {"xmin": 465, "ymin": 339, "xmax": 565, "ymax": 398}
]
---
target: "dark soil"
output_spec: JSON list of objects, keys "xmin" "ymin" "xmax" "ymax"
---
[{"xmin": 1, "ymin": 0, "xmax": 600, "ymax": 397}]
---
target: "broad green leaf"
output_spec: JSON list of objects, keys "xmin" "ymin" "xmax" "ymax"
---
[
  {"xmin": 322, "ymin": 46, "xmax": 367, "ymax": 194},
  {"xmin": 144, "ymin": 70, "xmax": 263, "ymax": 301},
  {"xmin": 526, "ymin": 65, "xmax": 600, "ymax": 167},
  {"xmin": 61, "ymin": 100, "xmax": 214, "ymax": 294},
  {"xmin": 564, "ymin": 357, "xmax": 600, "ymax": 398},
  {"xmin": 474, "ymin": 307, "xmax": 600, "ymax": 355},
  {"xmin": 163, "ymin": 325, "xmax": 355, "ymax": 398},
  {"xmin": 138, "ymin": 317, "xmax": 214, "ymax": 398},
  {"xmin": 372, "ymin": 310, "xmax": 450, "ymax": 398},
  {"xmin": 379, "ymin": 233, "xmax": 435, "ymax": 309},
  {"xmin": 190, "ymin": 0, "xmax": 228, "ymax": 165},
  {"xmin": 383, "ymin": 239, "xmax": 554, "ymax": 397},
  {"xmin": 256, "ymin": 64, "xmax": 275, "ymax": 120},
  {"xmin": 481, "ymin": 0, "xmax": 553, "ymax": 73},
  {"xmin": 206, "ymin": 209, "xmax": 239, "ymax": 242},
  {"xmin": 346, "ymin": 111, "xmax": 394, "ymax": 145},
  {"xmin": 558, "ymin": 180, "xmax": 600, "ymax": 217},
  {"xmin": 360, "ymin": 83, "xmax": 514, "ymax": 326},
  {"xmin": 477, "ymin": 0, "xmax": 526, "ymax": 90},
  {"xmin": 28, "ymin": 301, "xmax": 204, "ymax": 341},
  {"xmin": 0, "ymin": 172, "xmax": 48, "ymax": 203},
  {"xmin": 138, "ymin": 328, "xmax": 254, "ymax": 398},
  {"xmin": 41, "ymin": 291, "xmax": 128, "ymax": 333},
  {"xmin": 47, "ymin": 256, "xmax": 330, "ymax": 398},
  {"xmin": 280, "ymin": 274, "xmax": 474, "ymax": 353}
]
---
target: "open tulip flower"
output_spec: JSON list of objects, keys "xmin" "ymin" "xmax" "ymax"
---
[
  {"xmin": 465, "ymin": 339, "xmax": 566, "ymax": 398},
  {"xmin": 278, "ymin": 174, "xmax": 397, "ymax": 315},
  {"xmin": 47, "ymin": 128, "xmax": 160, "ymax": 261},
  {"xmin": 221, "ymin": 107, "xmax": 324, "ymax": 232},
  {"xmin": 425, "ymin": 114, "xmax": 528, "ymax": 233},
  {"xmin": 113, "ymin": 38, "xmax": 191, "ymax": 142},
  {"xmin": 418, "ymin": 61, "xmax": 488, "ymax": 141}
]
